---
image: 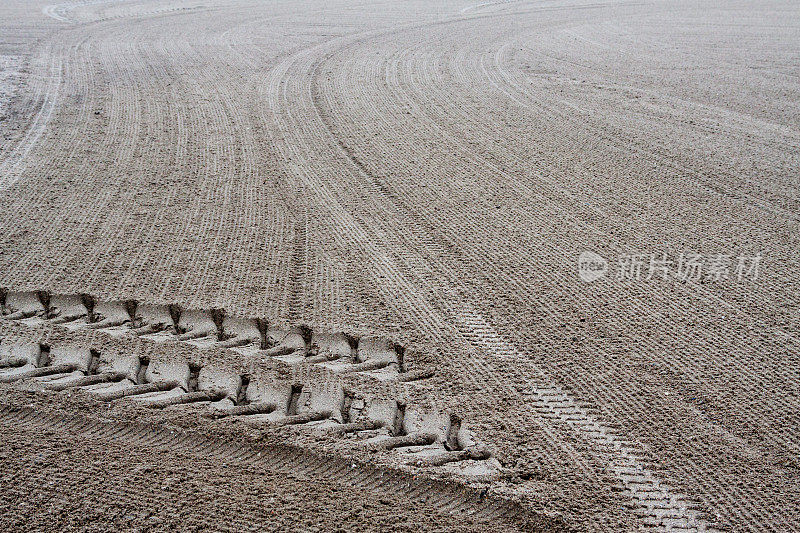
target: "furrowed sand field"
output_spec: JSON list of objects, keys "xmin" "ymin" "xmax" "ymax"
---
[{"xmin": 1, "ymin": 0, "xmax": 798, "ymax": 531}]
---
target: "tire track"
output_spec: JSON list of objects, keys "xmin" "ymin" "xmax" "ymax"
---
[
  {"xmin": 0, "ymin": 51, "xmax": 62, "ymax": 190},
  {"xmin": 252, "ymin": 20, "xmax": 719, "ymax": 530},
  {"xmin": 0, "ymin": 404, "xmax": 546, "ymax": 528}
]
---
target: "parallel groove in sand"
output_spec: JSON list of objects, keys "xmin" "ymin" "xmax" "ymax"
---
[{"xmin": 0, "ymin": 404, "xmax": 542, "ymax": 527}]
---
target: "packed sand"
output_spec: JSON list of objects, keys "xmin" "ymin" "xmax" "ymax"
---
[{"xmin": 1, "ymin": 0, "xmax": 798, "ymax": 531}]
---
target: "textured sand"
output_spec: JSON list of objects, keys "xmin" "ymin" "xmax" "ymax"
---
[{"xmin": 0, "ymin": 0, "xmax": 798, "ymax": 530}]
